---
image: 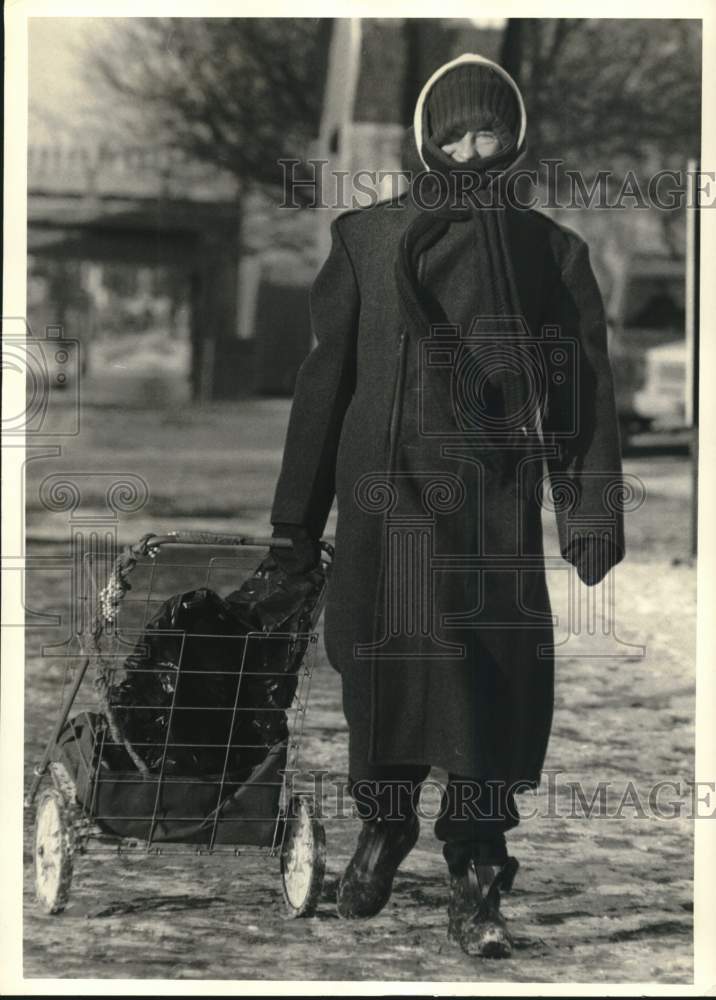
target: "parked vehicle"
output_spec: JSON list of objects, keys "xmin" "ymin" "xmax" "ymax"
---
[
  {"xmin": 632, "ymin": 341, "xmax": 687, "ymax": 429},
  {"xmin": 606, "ymin": 254, "xmax": 686, "ymax": 437}
]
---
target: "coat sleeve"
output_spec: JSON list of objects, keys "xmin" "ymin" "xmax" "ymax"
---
[
  {"xmin": 270, "ymin": 217, "xmax": 360, "ymax": 540},
  {"xmin": 540, "ymin": 232, "xmax": 626, "ymax": 584}
]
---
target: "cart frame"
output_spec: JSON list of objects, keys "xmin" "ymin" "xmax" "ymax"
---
[{"xmin": 27, "ymin": 530, "xmax": 332, "ymax": 915}]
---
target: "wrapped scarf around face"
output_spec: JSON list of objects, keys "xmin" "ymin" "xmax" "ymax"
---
[{"xmin": 394, "ymin": 175, "xmax": 535, "ymax": 481}]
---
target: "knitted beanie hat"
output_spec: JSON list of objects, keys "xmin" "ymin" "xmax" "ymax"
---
[
  {"xmin": 427, "ymin": 62, "xmax": 521, "ymax": 150},
  {"xmin": 413, "ymin": 54, "xmax": 527, "ymax": 176}
]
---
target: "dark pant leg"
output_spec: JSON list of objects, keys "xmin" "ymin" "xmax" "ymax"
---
[
  {"xmin": 434, "ymin": 774, "xmax": 520, "ymax": 873},
  {"xmin": 348, "ymin": 762, "xmax": 431, "ymax": 823}
]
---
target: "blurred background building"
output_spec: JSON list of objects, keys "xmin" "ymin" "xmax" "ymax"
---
[{"xmin": 27, "ymin": 16, "xmax": 701, "ymax": 439}]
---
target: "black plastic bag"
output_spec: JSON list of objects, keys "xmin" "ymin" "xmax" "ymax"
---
[{"xmin": 109, "ymin": 555, "xmax": 323, "ymax": 776}]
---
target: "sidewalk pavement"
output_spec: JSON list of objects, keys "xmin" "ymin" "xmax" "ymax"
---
[{"xmin": 22, "ymin": 397, "xmax": 696, "ymax": 982}]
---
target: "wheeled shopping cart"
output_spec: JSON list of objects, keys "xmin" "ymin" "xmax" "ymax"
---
[{"xmin": 26, "ymin": 530, "xmax": 332, "ymax": 918}]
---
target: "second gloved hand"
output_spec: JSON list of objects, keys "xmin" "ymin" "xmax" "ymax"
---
[{"xmin": 567, "ymin": 534, "xmax": 617, "ymax": 586}]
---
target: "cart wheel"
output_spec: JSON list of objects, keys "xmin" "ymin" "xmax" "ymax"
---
[
  {"xmin": 49, "ymin": 761, "xmax": 78, "ymax": 804},
  {"xmin": 280, "ymin": 795, "xmax": 325, "ymax": 917},
  {"xmin": 34, "ymin": 788, "xmax": 75, "ymax": 914}
]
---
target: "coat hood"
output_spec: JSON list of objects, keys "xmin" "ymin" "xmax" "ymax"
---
[{"xmin": 413, "ymin": 53, "xmax": 527, "ymax": 177}]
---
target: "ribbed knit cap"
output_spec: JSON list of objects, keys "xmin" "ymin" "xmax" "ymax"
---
[{"xmin": 426, "ymin": 62, "xmax": 521, "ymax": 152}]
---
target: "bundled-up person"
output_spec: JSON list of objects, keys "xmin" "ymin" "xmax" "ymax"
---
[{"xmin": 270, "ymin": 53, "xmax": 624, "ymax": 959}]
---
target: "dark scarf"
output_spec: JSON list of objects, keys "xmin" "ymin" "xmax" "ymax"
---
[{"xmin": 395, "ymin": 167, "xmax": 534, "ymax": 480}]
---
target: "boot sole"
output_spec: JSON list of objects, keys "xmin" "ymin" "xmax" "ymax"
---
[
  {"xmin": 336, "ymin": 819, "xmax": 420, "ymax": 919},
  {"xmin": 449, "ymin": 920, "xmax": 514, "ymax": 959}
]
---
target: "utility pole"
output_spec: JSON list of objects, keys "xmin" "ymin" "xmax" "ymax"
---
[{"xmin": 685, "ymin": 158, "xmax": 700, "ymax": 559}]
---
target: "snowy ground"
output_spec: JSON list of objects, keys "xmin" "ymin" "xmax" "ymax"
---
[{"xmin": 21, "ymin": 394, "xmax": 696, "ymax": 983}]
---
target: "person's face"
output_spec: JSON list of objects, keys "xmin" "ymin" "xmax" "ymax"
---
[{"xmin": 440, "ymin": 129, "xmax": 500, "ymax": 162}]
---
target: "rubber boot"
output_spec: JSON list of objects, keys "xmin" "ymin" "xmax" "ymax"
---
[
  {"xmin": 447, "ymin": 856, "xmax": 519, "ymax": 958},
  {"xmin": 337, "ymin": 814, "xmax": 420, "ymax": 919}
]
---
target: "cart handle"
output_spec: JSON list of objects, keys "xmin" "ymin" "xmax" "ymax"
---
[{"xmin": 130, "ymin": 532, "xmax": 334, "ymax": 560}]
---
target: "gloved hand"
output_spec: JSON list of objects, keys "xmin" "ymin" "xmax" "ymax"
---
[
  {"xmin": 270, "ymin": 523, "xmax": 321, "ymax": 576},
  {"xmin": 567, "ymin": 534, "xmax": 617, "ymax": 586}
]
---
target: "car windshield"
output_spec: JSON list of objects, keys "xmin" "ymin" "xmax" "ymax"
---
[{"xmin": 624, "ymin": 276, "xmax": 685, "ymax": 331}]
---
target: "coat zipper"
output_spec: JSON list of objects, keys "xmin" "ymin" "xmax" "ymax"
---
[
  {"xmin": 370, "ymin": 322, "xmax": 407, "ymax": 763},
  {"xmin": 386, "ymin": 235, "xmax": 426, "ymax": 470},
  {"xmin": 369, "ymin": 231, "xmax": 425, "ymax": 762},
  {"xmin": 387, "ymin": 327, "xmax": 408, "ymax": 473}
]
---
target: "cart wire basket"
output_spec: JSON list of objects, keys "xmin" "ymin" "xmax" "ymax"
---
[{"xmin": 26, "ymin": 530, "xmax": 333, "ymax": 918}]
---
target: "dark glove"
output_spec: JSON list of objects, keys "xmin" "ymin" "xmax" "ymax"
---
[
  {"xmin": 567, "ymin": 534, "xmax": 617, "ymax": 587},
  {"xmin": 270, "ymin": 523, "xmax": 321, "ymax": 576}
]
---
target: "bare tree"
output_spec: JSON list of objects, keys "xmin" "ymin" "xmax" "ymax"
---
[
  {"xmin": 497, "ymin": 17, "xmax": 700, "ymax": 259},
  {"xmin": 86, "ymin": 17, "xmax": 332, "ymax": 193},
  {"xmin": 499, "ymin": 18, "xmax": 700, "ymax": 171}
]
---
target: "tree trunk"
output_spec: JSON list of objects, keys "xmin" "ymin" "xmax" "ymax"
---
[
  {"xmin": 400, "ymin": 19, "xmax": 458, "ymax": 126},
  {"xmin": 499, "ymin": 19, "xmax": 524, "ymax": 85},
  {"xmin": 189, "ymin": 199, "xmax": 243, "ymax": 402}
]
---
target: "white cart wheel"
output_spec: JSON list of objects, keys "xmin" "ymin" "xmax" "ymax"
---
[
  {"xmin": 280, "ymin": 795, "xmax": 326, "ymax": 917},
  {"xmin": 34, "ymin": 788, "xmax": 75, "ymax": 914},
  {"xmin": 49, "ymin": 761, "xmax": 78, "ymax": 805}
]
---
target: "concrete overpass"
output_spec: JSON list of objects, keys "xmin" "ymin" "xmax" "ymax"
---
[{"xmin": 27, "ymin": 143, "xmax": 246, "ymax": 400}]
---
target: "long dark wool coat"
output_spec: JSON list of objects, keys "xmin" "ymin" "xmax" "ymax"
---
[{"xmin": 271, "ymin": 192, "xmax": 625, "ymax": 787}]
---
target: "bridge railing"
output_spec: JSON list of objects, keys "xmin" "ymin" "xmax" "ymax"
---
[{"xmin": 28, "ymin": 143, "xmax": 239, "ymax": 201}]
